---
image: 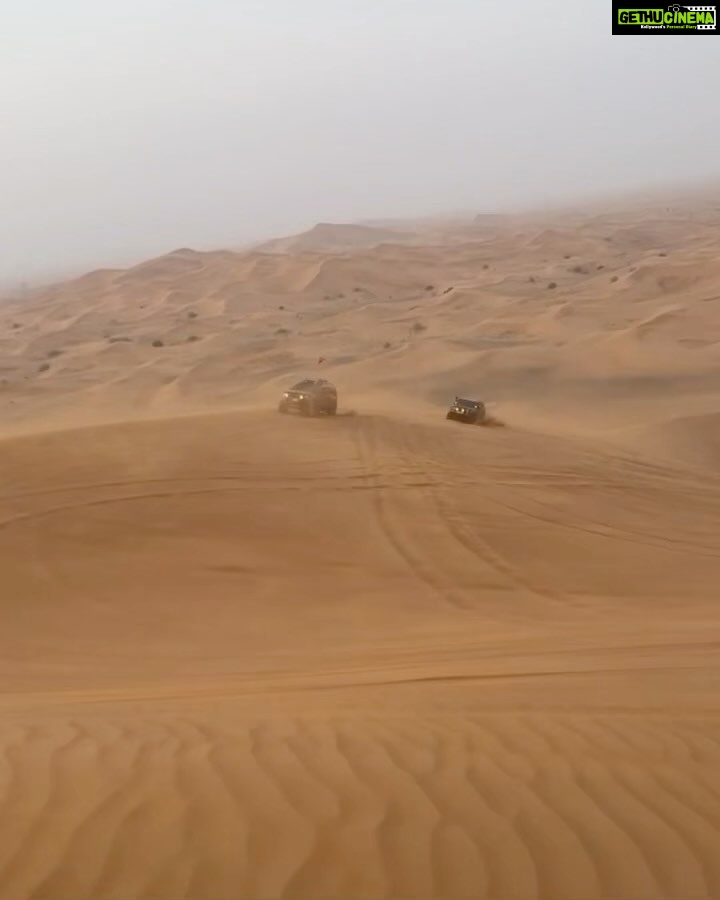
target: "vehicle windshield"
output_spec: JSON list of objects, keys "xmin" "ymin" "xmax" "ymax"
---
[
  {"xmin": 291, "ymin": 380, "xmax": 316, "ymax": 390},
  {"xmin": 455, "ymin": 398, "xmax": 479, "ymax": 408}
]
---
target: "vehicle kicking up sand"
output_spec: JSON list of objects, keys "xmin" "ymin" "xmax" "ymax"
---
[
  {"xmin": 278, "ymin": 378, "xmax": 338, "ymax": 416},
  {"xmin": 446, "ymin": 396, "xmax": 486, "ymax": 424}
]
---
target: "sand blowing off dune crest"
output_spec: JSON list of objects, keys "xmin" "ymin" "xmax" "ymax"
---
[
  {"xmin": 2, "ymin": 199, "xmax": 720, "ymax": 900},
  {"xmin": 616, "ymin": 411, "xmax": 720, "ymax": 470}
]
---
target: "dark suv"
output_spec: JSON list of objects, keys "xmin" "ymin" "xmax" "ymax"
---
[
  {"xmin": 278, "ymin": 379, "xmax": 338, "ymax": 416},
  {"xmin": 446, "ymin": 396, "xmax": 486, "ymax": 424}
]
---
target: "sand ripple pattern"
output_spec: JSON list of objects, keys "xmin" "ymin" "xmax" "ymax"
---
[{"xmin": 0, "ymin": 715, "xmax": 719, "ymax": 900}]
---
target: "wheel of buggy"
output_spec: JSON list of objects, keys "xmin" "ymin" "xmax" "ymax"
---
[
  {"xmin": 446, "ymin": 412, "xmax": 453, "ymax": 420},
  {"xmin": 327, "ymin": 404, "xmax": 337, "ymax": 416}
]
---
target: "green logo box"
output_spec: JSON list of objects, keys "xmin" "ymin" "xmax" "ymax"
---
[{"xmin": 613, "ymin": 3, "xmax": 718, "ymax": 32}]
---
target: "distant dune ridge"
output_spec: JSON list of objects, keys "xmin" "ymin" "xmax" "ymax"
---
[
  {"xmin": 255, "ymin": 221, "xmax": 419, "ymax": 254},
  {"xmin": 2, "ymin": 193, "xmax": 720, "ymax": 900}
]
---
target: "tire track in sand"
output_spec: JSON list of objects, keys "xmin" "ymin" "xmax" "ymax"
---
[
  {"xmin": 359, "ymin": 415, "xmax": 573, "ymax": 615},
  {"xmin": 349, "ymin": 415, "xmax": 471, "ymax": 610}
]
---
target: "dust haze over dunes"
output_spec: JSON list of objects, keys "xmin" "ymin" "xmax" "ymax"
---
[{"xmin": 2, "ymin": 196, "xmax": 720, "ymax": 900}]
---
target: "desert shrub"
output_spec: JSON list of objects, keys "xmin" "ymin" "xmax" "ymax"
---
[
  {"xmin": 47, "ymin": 349, "xmax": 63, "ymax": 358},
  {"xmin": 12, "ymin": 323, "xmax": 21, "ymax": 329},
  {"xmin": 658, "ymin": 251, "xmax": 668, "ymax": 257},
  {"xmin": 278, "ymin": 305, "xmax": 285, "ymax": 310},
  {"xmin": 384, "ymin": 341, "xmax": 392, "ymax": 349},
  {"xmin": 38, "ymin": 363, "xmax": 50, "ymax": 373},
  {"xmin": 187, "ymin": 311, "xmax": 198, "ymax": 319},
  {"xmin": 187, "ymin": 335, "xmax": 201, "ymax": 343},
  {"xmin": 528, "ymin": 276, "xmax": 536, "ymax": 283},
  {"xmin": 425, "ymin": 284, "xmax": 435, "ymax": 291},
  {"xmin": 275, "ymin": 327, "xmax": 291, "ymax": 335},
  {"xmin": 610, "ymin": 275, "xmax": 619, "ymax": 283},
  {"xmin": 108, "ymin": 336, "xmax": 132, "ymax": 343},
  {"xmin": 152, "ymin": 339, "xmax": 164, "ymax": 348},
  {"xmin": 482, "ymin": 264, "xmax": 489, "ymax": 270},
  {"xmin": 411, "ymin": 321, "xmax": 427, "ymax": 333},
  {"xmin": 597, "ymin": 264, "xmax": 605, "ymax": 270},
  {"xmin": 570, "ymin": 265, "xmax": 589, "ymax": 274},
  {"xmin": 547, "ymin": 282, "xmax": 557, "ymax": 290}
]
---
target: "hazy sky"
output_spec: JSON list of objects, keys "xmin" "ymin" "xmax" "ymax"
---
[{"xmin": 1, "ymin": 0, "xmax": 719, "ymax": 281}]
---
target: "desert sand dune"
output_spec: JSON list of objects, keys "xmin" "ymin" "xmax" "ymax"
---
[
  {"xmin": 256, "ymin": 222, "xmax": 419, "ymax": 255},
  {"xmin": 2, "ymin": 200, "xmax": 720, "ymax": 899}
]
